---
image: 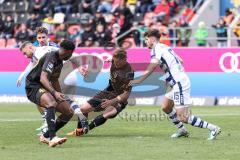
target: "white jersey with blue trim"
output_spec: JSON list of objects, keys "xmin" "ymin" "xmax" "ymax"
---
[
  {"xmin": 150, "ymin": 43, "xmax": 190, "ymax": 88},
  {"xmin": 31, "ymin": 46, "xmax": 59, "ymax": 64}
]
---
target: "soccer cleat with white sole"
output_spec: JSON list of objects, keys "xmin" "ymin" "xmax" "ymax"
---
[
  {"xmin": 208, "ymin": 126, "xmax": 221, "ymax": 140},
  {"xmin": 67, "ymin": 128, "xmax": 84, "ymax": 136},
  {"xmin": 81, "ymin": 120, "xmax": 89, "ymax": 134},
  {"xmin": 39, "ymin": 135, "xmax": 50, "ymax": 144},
  {"xmin": 171, "ymin": 128, "xmax": 189, "ymax": 138},
  {"xmin": 48, "ymin": 136, "xmax": 67, "ymax": 147}
]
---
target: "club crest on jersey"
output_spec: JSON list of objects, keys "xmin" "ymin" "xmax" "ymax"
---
[{"xmin": 39, "ymin": 88, "xmax": 46, "ymax": 93}]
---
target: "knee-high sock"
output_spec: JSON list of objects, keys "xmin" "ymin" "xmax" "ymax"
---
[
  {"xmin": 44, "ymin": 107, "xmax": 56, "ymax": 140},
  {"xmin": 43, "ymin": 118, "xmax": 67, "ymax": 138},
  {"xmin": 167, "ymin": 108, "xmax": 185, "ymax": 129},
  {"xmin": 188, "ymin": 115, "xmax": 216, "ymax": 130},
  {"xmin": 69, "ymin": 101, "xmax": 88, "ymax": 128},
  {"xmin": 89, "ymin": 114, "xmax": 107, "ymax": 130}
]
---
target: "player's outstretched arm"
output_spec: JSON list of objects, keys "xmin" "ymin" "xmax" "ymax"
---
[
  {"xmin": 129, "ymin": 62, "xmax": 158, "ymax": 86},
  {"xmin": 16, "ymin": 62, "xmax": 33, "ymax": 87}
]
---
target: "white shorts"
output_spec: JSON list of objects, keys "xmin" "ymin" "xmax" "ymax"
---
[
  {"xmin": 165, "ymin": 82, "xmax": 192, "ymax": 107},
  {"xmin": 64, "ymin": 70, "xmax": 78, "ymax": 86}
]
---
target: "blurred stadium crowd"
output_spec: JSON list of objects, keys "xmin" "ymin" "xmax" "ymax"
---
[{"xmin": 0, "ymin": 0, "xmax": 239, "ymax": 48}]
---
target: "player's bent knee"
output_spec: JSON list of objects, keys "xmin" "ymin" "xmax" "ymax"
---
[
  {"xmin": 177, "ymin": 113, "xmax": 188, "ymax": 123},
  {"xmin": 40, "ymin": 93, "xmax": 57, "ymax": 107},
  {"xmin": 49, "ymin": 101, "xmax": 58, "ymax": 107},
  {"xmin": 104, "ymin": 109, "xmax": 118, "ymax": 119},
  {"xmin": 80, "ymin": 103, "xmax": 93, "ymax": 113}
]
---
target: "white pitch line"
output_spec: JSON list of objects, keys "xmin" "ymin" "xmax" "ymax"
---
[{"xmin": 0, "ymin": 119, "xmax": 41, "ymax": 122}]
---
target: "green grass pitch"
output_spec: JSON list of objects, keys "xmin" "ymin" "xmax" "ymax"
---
[{"xmin": 0, "ymin": 104, "xmax": 239, "ymax": 160}]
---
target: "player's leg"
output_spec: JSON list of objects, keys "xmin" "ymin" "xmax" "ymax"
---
[
  {"xmin": 88, "ymin": 106, "xmax": 117, "ymax": 131},
  {"xmin": 176, "ymin": 106, "xmax": 221, "ymax": 140},
  {"xmin": 39, "ymin": 93, "xmax": 67, "ymax": 147},
  {"xmin": 67, "ymin": 102, "xmax": 93, "ymax": 136},
  {"xmin": 161, "ymin": 97, "xmax": 189, "ymax": 138},
  {"xmin": 36, "ymin": 106, "xmax": 48, "ymax": 135},
  {"xmin": 65, "ymin": 97, "xmax": 89, "ymax": 133}
]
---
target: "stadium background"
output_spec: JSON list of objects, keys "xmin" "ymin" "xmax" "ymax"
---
[
  {"xmin": 0, "ymin": 0, "xmax": 240, "ymax": 106},
  {"xmin": 0, "ymin": 1, "xmax": 240, "ymax": 159}
]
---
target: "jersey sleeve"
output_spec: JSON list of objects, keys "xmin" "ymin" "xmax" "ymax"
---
[
  {"xmin": 42, "ymin": 54, "xmax": 55, "ymax": 74},
  {"xmin": 124, "ymin": 69, "xmax": 135, "ymax": 92},
  {"xmin": 17, "ymin": 62, "xmax": 34, "ymax": 80},
  {"xmin": 150, "ymin": 46, "xmax": 161, "ymax": 64}
]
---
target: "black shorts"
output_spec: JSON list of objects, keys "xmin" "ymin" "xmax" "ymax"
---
[
  {"xmin": 87, "ymin": 90, "xmax": 127, "ymax": 112},
  {"xmin": 25, "ymin": 84, "xmax": 46, "ymax": 106}
]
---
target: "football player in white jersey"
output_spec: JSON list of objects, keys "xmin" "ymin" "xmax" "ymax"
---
[{"xmin": 129, "ymin": 29, "xmax": 221, "ymax": 140}]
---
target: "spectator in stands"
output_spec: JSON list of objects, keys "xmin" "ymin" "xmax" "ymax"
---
[
  {"xmin": 154, "ymin": 0, "xmax": 170, "ymax": 21},
  {"xmin": 135, "ymin": 19, "xmax": 151, "ymax": 47},
  {"xmin": 79, "ymin": 0, "xmax": 97, "ymax": 15},
  {"xmin": 42, "ymin": 13, "xmax": 55, "ymax": 34},
  {"xmin": 159, "ymin": 22, "xmax": 171, "ymax": 46},
  {"xmin": 111, "ymin": 23, "xmax": 121, "ymax": 42},
  {"xmin": 118, "ymin": 10, "xmax": 133, "ymax": 35},
  {"xmin": 0, "ymin": 14, "xmax": 4, "ymax": 37},
  {"xmin": 147, "ymin": 0, "xmax": 161, "ymax": 12},
  {"xmin": 55, "ymin": 24, "xmax": 69, "ymax": 42},
  {"xmin": 1, "ymin": 15, "xmax": 14, "ymax": 40},
  {"xmin": 136, "ymin": 0, "xmax": 152, "ymax": 16},
  {"xmin": 15, "ymin": 24, "xmax": 30, "ymax": 47},
  {"xmin": 132, "ymin": 22, "xmax": 141, "ymax": 46},
  {"xmin": 223, "ymin": 8, "xmax": 234, "ymax": 25},
  {"xmin": 169, "ymin": 0, "xmax": 179, "ymax": 17},
  {"xmin": 98, "ymin": 0, "xmax": 113, "ymax": 13},
  {"xmin": 233, "ymin": 21, "xmax": 240, "ymax": 46},
  {"xmin": 81, "ymin": 24, "xmax": 96, "ymax": 46},
  {"xmin": 70, "ymin": 0, "xmax": 81, "ymax": 13},
  {"xmin": 26, "ymin": 12, "xmax": 42, "ymax": 33},
  {"xmin": 212, "ymin": 18, "xmax": 228, "ymax": 47},
  {"xmin": 169, "ymin": 20, "xmax": 179, "ymax": 47},
  {"xmin": 194, "ymin": 21, "xmax": 208, "ymax": 46},
  {"xmin": 75, "ymin": 37, "xmax": 82, "ymax": 47},
  {"xmin": 126, "ymin": 0, "xmax": 137, "ymax": 14},
  {"xmin": 29, "ymin": 0, "xmax": 49, "ymax": 15},
  {"xmin": 95, "ymin": 23, "xmax": 112, "ymax": 46},
  {"xmin": 69, "ymin": 27, "xmax": 83, "ymax": 42},
  {"xmin": 94, "ymin": 10, "xmax": 107, "ymax": 28},
  {"xmin": 54, "ymin": 0, "xmax": 73, "ymax": 15},
  {"xmin": 84, "ymin": 36, "xmax": 95, "ymax": 47},
  {"xmin": 177, "ymin": 18, "xmax": 192, "ymax": 46}
]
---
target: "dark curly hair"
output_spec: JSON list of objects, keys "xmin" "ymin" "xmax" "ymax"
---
[{"xmin": 60, "ymin": 40, "xmax": 75, "ymax": 51}]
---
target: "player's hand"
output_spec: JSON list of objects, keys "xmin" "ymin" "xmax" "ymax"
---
[
  {"xmin": 128, "ymin": 79, "xmax": 141, "ymax": 87},
  {"xmin": 101, "ymin": 99, "xmax": 117, "ymax": 109},
  {"xmin": 54, "ymin": 92, "xmax": 66, "ymax": 102},
  {"xmin": 16, "ymin": 78, "xmax": 22, "ymax": 87},
  {"xmin": 78, "ymin": 66, "xmax": 88, "ymax": 77}
]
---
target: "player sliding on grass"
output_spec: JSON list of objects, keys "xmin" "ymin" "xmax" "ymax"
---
[
  {"xmin": 129, "ymin": 29, "xmax": 221, "ymax": 140},
  {"xmin": 67, "ymin": 48, "xmax": 134, "ymax": 136}
]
